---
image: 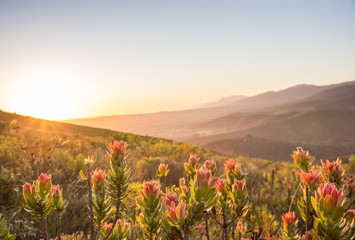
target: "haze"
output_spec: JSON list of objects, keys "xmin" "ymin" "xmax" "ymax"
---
[{"xmin": 1, "ymin": 0, "xmax": 355, "ymax": 120}]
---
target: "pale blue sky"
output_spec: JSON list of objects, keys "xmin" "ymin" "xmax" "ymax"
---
[{"xmin": 1, "ymin": 1, "xmax": 355, "ymax": 119}]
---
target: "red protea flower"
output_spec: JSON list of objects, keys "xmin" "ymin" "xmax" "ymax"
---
[
  {"xmin": 51, "ymin": 185, "xmax": 62, "ymax": 199},
  {"xmin": 195, "ymin": 169, "xmax": 217, "ymax": 192},
  {"xmin": 38, "ymin": 173, "xmax": 52, "ymax": 187},
  {"xmin": 203, "ymin": 160, "xmax": 216, "ymax": 175},
  {"xmin": 23, "ymin": 182, "xmax": 35, "ymax": 196},
  {"xmin": 224, "ymin": 159, "xmax": 244, "ymax": 183},
  {"xmin": 157, "ymin": 163, "xmax": 169, "ymax": 178},
  {"xmin": 141, "ymin": 181, "xmax": 160, "ymax": 200},
  {"xmin": 233, "ymin": 179, "xmax": 246, "ymax": 192},
  {"xmin": 165, "ymin": 202, "xmax": 187, "ymax": 228},
  {"xmin": 282, "ymin": 212, "xmax": 297, "ymax": 227},
  {"xmin": 298, "ymin": 168, "xmax": 323, "ymax": 189},
  {"xmin": 189, "ymin": 154, "xmax": 200, "ymax": 166},
  {"xmin": 216, "ymin": 178, "xmax": 228, "ymax": 196},
  {"xmin": 162, "ymin": 193, "xmax": 178, "ymax": 207},
  {"xmin": 314, "ymin": 182, "xmax": 346, "ymax": 209},
  {"xmin": 321, "ymin": 158, "xmax": 344, "ymax": 185},
  {"xmin": 293, "ymin": 147, "xmax": 312, "ymax": 172},
  {"xmin": 91, "ymin": 169, "xmax": 106, "ymax": 188},
  {"xmin": 108, "ymin": 140, "xmax": 127, "ymax": 164}
]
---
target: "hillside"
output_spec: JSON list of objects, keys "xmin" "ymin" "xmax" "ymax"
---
[{"xmin": 61, "ymin": 81, "xmax": 355, "ymax": 162}]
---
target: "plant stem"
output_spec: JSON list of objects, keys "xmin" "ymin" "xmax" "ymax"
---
[
  {"xmin": 86, "ymin": 163, "xmax": 94, "ymax": 240},
  {"xmin": 204, "ymin": 211, "xmax": 210, "ymax": 240},
  {"xmin": 306, "ymin": 185, "xmax": 310, "ymax": 232},
  {"xmin": 183, "ymin": 223, "xmax": 189, "ymax": 240},
  {"xmin": 222, "ymin": 207, "xmax": 228, "ymax": 240},
  {"xmin": 57, "ymin": 213, "xmax": 62, "ymax": 240},
  {"xmin": 42, "ymin": 216, "xmax": 49, "ymax": 240},
  {"xmin": 96, "ymin": 222, "xmax": 101, "ymax": 240}
]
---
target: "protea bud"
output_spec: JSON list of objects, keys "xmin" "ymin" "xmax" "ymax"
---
[
  {"xmin": 100, "ymin": 219, "xmax": 130, "ymax": 240},
  {"xmin": 91, "ymin": 169, "xmax": 106, "ymax": 192},
  {"xmin": 157, "ymin": 163, "xmax": 169, "ymax": 178},
  {"xmin": 224, "ymin": 159, "xmax": 245, "ymax": 187},
  {"xmin": 311, "ymin": 182, "xmax": 349, "ymax": 240},
  {"xmin": 229, "ymin": 179, "xmax": 248, "ymax": 217},
  {"xmin": 216, "ymin": 178, "xmax": 228, "ymax": 197},
  {"xmin": 298, "ymin": 168, "xmax": 323, "ymax": 190},
  {"xmin": 321, "ymin": 158, "xmax": 344, "ymax": 186},
  {"xmin": 179, "ymin": 178, "xmax": 186, "ymax": 187},
  {"xmin": 162, "ymin": 193, "xmax": 178, "ymax": 208},
  {"xmin": 184, "ymin": 154, "xmax": 201, "ymax": 181},
  {"xmin": 38, "ymin": 173, "xmax": 52, "ymax": 195},
  {"xmin": 202, "ymin": 160, "xmax": 216, "ymax": 175},
  {"xmin": 51, "ymin": 185, "xmax": 67, "ymax": 214},
  {"xmin": 193, "ymin": 225, "xmax": 205, "ymax": 235},
  {"xmin": 137, "ymin": 181, "xmax": 162, "ymax": 239},
  {"xmin": 23, "ymin": 182, "xmax": 35, "ymax": 197},
  {"xmin": 293, "ymin": 147, "xmax": 312, "ymax": 173},
  {"xmin": 107, "ymin": 140, "xmax": 127, "ymax": 167},
  {"xmin": 165, "ymin": 202, "xmax": 187, "ymax": 228},
  {"xmin": 281, "ymin": 212, "xmax": 300, "ymax": 240},
  {"xmin": 192, "ymin": 169, "xmax": 217, "ymax": 209}
]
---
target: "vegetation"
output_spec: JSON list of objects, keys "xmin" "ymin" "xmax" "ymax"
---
[{"xmin": 0, "ymin": 114, "xmax": 354, "ymax": 239}]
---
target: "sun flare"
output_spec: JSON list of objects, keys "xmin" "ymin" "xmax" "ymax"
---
[{"xmin": 10, "ymin": 71, "xmax": 84, "ymax": 120}]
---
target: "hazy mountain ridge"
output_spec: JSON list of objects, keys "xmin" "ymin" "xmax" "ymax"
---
[{"xmin": 62, "ymin": 81, "xmax": 355, "ymax": 161}]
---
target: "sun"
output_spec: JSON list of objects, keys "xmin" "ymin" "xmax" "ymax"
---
[{"xmin": 10, "ymin": 70, "xmax": 84, "ymax": 120}]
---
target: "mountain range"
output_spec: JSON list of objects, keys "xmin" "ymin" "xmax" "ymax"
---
[{"xmin": 61, "ymin": 80, "xmax": 355, "ymax": 161}]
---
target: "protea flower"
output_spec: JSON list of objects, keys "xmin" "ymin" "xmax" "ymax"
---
[
  {"xmin": 216, "ymin": 178, "xmax": 228, "ymax": 197},
  {"xmin": 193, "ymin": 225, "xmax": 206, "ymax": 235},
  {"xmin": 23, "ymin": 182, "xmax": 35, "ymax": 197},
  {"xmin": 91, "ymin": 169, "xmax": 106, "ymax": 191},
  {"xmin": 107, "ymin": 140, "xmax": 127, "ymax": 166},
  {"xmin": 224, "ymin": 159, "xmax": 245, "ymax": 186},
  {"xmin": 38, "ymin": 173, "xmax": 52, "ymax": 195},
  {"xmin": 184, "ymin": 154, "xmax": 201, "ymax": 181},
  {"xmin": 192, "ymin": 169, "xmax": 218, "ymax": 208},
  {"xmin": 100, "ymin": 219, "xmax": 130, "ymax": 240},
  {"xmin": 202, "ymin": 160, "xmax": 216, "ymax": 175},
  {"xmin": 51, "ymin": 184, "xmax": 68, "ymax": 240},
  {"xmin": 157, "ymin": 163, "xmax": 169, "ymax": 178},
  {"xmin": 321, "ymin": 158, "xmax": 344, "ymax": 186},
  {"xmin": 229, "ymin": 179, "xmax": 248, "ymax": 218},
  {"xmin": 281, "ymin": 212, "xmax": 300, "ymax": 240},
  {"xmin": 162, "ymin": 193, "xmax": 178, "ymax": 207},
  {"xmin": 137, "ymin": 181, "xmax": 162, "ymax": 239},
  {"xmin": 293, "ymin": 147, "xmax": 312, "ymax": 173},
  {"xmin": 301, "ymin": 231, "xmax": 313, "ymax": 240},
  {"xmin": 298, "ymin": 168, "xmax": 323, "ymax": 190},
  {"xmin": 165, "ymin": 202, "xmax": 187, "ymax": 228},
  {"xmin": 311, "ymin": 182, "xmax": 349, "ymax": 240}
]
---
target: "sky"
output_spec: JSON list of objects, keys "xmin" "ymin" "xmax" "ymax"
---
[{"xmin": 0, "ymin": 0, "xmax": 355, "ymax": 120}]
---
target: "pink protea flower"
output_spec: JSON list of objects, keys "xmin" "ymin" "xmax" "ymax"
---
[
  {"xmin": 224, "ymin": 159, "xmax": 239, "ymax": 172},
  {"xmin": 224, "ymin": 159, "xmax": 244, "ymax": 182},
  {"xmin": 51, "ymin": 184, "xmax": 62, "ymax": 199},
  {"xmin": 203, "ymin": 160, "xmax": 216, "ymax": 174},
  {"xmin": 91, "ymin": 169, "xmax": 106, "ymax": 188},
  {"xmin": 38, "ymin": 173, "xmax": 52, "ymax": 187},
  {"xmin": 216, "ymin": 178, "xmax": 228, "ymax": 196},
  {"xmin": 189, "ymin": 154, "xmax": 200, "ymax": 165},
  {"xmin": 282, "ymin": 212, "xmax": 297, "ymax": 227},
  {"xmin": 162, "ymin": 193, "xmax": 178, "ymax": 207},
  {"xmin": 141, "ymin": 181, "xmax": 160, "ymax": 200},
  {"xmin": 236, "ymin": 221, "xmax": 245, "ymax": 233},
  {"xmin": 23, "ymin": 182, "xmax": 35, "ymax": 196},
  {"xmin": 321, "ymin": 158, "xmax": 344, "ymax": 184},
  {"xmin": 108, "ymin": 140, "xmax": 127, "ymax": 160},
  {"xmin": 116, "ymin": 219, "xmax": 130, "ymax": 233},
  {"xmin": 195, "ymin": 169, "xmax": 217, "ymax": 191},
  {"xmin": 298, "ymin": 168, "xmax": 323, "ymax": 189},
  {"xmin": 157, "ymin": 163, "xmax": 169, "ymax": 178},
  {"xmin": 165, "ymin": 202, "xmax": 187, "ymax": 228},
  {"xmin": 233, "ymin": 179, "xmax": 246, "ymax": 192},
  {"xmin": 293, "ymin": 147, "xmax": 312, "ymax": 172},
  {"xmin": 314, "ymin": 182, "xmax": 345, "ymax": 209}
]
